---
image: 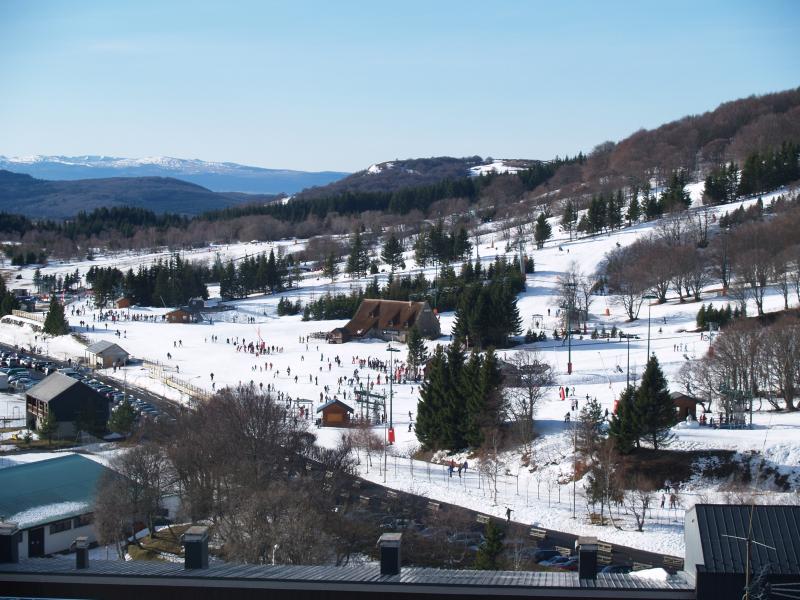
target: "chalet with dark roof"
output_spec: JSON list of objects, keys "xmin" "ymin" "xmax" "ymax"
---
[
  {"xmin": 25, "ymin": 373, "xmax": 109, "ymax": 438},
  {"xmin": 328, "ymin": 299, "xmax": 439, "ymax": 343}
]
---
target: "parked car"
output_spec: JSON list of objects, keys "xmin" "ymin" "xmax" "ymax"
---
[
  {"xmin": 555, "ymin": 557, "xmax": 580, "ymax": 571},
  {"xmin": 540, "ymin": 555, "xmax": 573, "ymax": 567},
  {"xmin": 533, "ymin": 549, "xmax": 563, "ymax": 563},
  {"xmin": 600, "ymin": 564, "xmax": 632, "ymax": 574}
]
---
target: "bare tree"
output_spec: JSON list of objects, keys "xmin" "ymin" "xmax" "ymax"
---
[
  {"xmin": 478, "ymin": 427, "xmax": 505, "ymax": 505},
  {"xmin": 624, "ymin": 474, "xmax": 656, "ymax": 532},
  {"xmin": 504, "ymin": 350, "xmax": 552, "ymax": 453}
]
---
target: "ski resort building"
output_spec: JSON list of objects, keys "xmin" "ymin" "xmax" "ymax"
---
[
  {"xmin": 85, "ymin": 340, "xmax": 130, "ymax": 369},
  {"xmin": 316, "ymin": 398, "xmax": 354, "ymax": 427},
  {"xmin": 328, "ymin": 299, "xmax": 440, "ymax": 344},
  {"xmin": 0, "ymin": 455, "xmax": 111, "ymax": 559},
  {"xmin": 26, "ymin": 373, "xmax": 109, "ymax": 438}
]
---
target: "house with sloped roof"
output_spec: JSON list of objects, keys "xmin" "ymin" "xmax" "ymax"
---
[
  {"xmin": 316, "ymin": 399, "xmax": 354, "ymax": 426},
  {"xmin": 85, "ymin": 340, "xmax": 130, "ymax": 369},
  {"xmin": 328, "ymin": 299, "xmax": 440, "ymax": 343},
  {"xmin": 0, "ymin": 454, "xmax": 112, "ymax": 559},
  {"xmin": 26, "ymin": 373, "xmax": 109, "ymax": 438},
  {"xmin": 685, "ymin": 504, "xmax": 800, "ymax": 599}
]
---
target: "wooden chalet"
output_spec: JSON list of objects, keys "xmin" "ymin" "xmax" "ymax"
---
[
  {"xmin": 328, "ymin": 299, "xmax": 439, "ymax": 344},
  {"xmin": 316, "ymin": 399, "xmax": 354, "ymax": 427},
  {"xmin": 670, "ymin": 391, "xmax": 705, "ymax": 420}
]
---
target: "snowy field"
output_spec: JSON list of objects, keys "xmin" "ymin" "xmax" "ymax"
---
[{"xmin": 1, "ymin": 186, "xmax": 799, "ymax": 558}]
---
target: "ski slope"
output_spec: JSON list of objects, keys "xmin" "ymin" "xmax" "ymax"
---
[{"xmin": 1, "ymin": 186, "xmax": 798, "ymax": 558}]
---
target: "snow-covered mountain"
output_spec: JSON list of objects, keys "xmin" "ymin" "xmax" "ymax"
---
[{"xmin": 0, "ymin": 155, "xmax": 348, "ymax": 195}]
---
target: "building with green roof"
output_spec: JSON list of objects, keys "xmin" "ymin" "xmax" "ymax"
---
[{"xmin": 0, "ymin": 454, "xmax": 111, "ymax": 559}]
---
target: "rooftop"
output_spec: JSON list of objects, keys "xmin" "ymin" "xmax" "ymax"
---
[
  {"xmin": 0, "ymin": 454, "xmax": 111, "ymax": 528},
  {"xmin": 0, "ymin": 558, "xmax": 695, "ymax": 597},
  {"xmin": 26, "ymin": 372, "xmax": 81, "ymax": 402},
  {"xmin": 85, "ymin": 340, "xmax": 129, "ymax": 356},
  {"xmin": 690, "ymin": 504, "xmax": 800, "ymax": 575}
]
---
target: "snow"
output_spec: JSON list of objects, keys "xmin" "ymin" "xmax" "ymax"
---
[
  {"xmin": 1, "ymin": 184, "xmax": 798, "ymax": 559},
  {"xmin": 367, "ymin": 162, "xmax": 393, "ymax": 174},
  {"xmin": 470, "ymin": 160, "xmax": 526, "ymax": 176},
  {"xmin": 630, "ymin": 567, "xmax": 671, "ymax": 581},
  {"xmin": 9, "ymin": 501, "xmax": 89, "ymax": 529}
]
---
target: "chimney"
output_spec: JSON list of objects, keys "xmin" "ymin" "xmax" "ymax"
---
[
  {"xmin": 576, "ymin": 536, "xmax": 598, "ymax": 580},
  {"xmin": 74, "ymin": 536, "xmax": 89, "ymax": 569},
  {"xmin": 378, "ymin": 532, "xmax": 402, "ymax": 576},
  {"xmin": 0, "ymin": 522, "xmax": 20, "ymax": 564},
  {"xmin": 182, "ymin": 526, "xmax": 209, "ymax": 569}
]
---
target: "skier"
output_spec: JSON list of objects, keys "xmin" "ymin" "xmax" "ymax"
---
[{"xmin": 506, "ymin": 507, "xmax": 512, "ymax": 523}]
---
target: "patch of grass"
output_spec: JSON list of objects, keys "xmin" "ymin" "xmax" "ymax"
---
[
  {"xmin": 137, "ymin": 523, "xmax": 192, "ymax": 556},
  {"xmin": 1, "ymin": 438, "xmax": 78, "ymax": 451}
]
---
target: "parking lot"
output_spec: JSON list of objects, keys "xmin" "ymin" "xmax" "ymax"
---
[{"xmin": 0, "ymin": 343, "xmax": 177, "ymax": 432}]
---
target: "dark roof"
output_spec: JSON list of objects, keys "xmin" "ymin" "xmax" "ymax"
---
[
  {"xmin": 26, "ymin": 372, "xmax": 81, "ymax": 402},
  {"xmin": 86, "ymin": 340, "xmax": 129, "ymax": 357},
  {"xmin": 316, "ymin": 399, "xmax": 354, "ymax": 413},
  {"xmin": 0, "ymin": 558, "xmax": 694, "ymax": 595},
  {"xmin": 344, "ymin": 300, "xmax": 429, "ymax": 337},
  {"xmin": 0, "ymin": 454, "xmax": 111, "ymax": 528},
  {"xmin": 669, "ymin": 392, "xmax": 703, "ymax": 403},
  {"xmin": 691, "ymin": 504, "xmax": 800, "ymax": 575}
]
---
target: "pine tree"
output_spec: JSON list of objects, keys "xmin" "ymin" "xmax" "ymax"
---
[
  {"xmin": 413, "ymin": 230, "xmax": 431, "ymax": 267},
  {"xmin": 346, "ymin": 230, "xmax": 370, "ymax": 279},
  {"xmin": 416, "ymin": 345, "xmax": 447, "ymax": 450},
  {"xmin": 406, "ymin": 325, "xmax": 428, "ymax": 373},
  {"xmin": 626, "ymin": 187, "xmax": 641, "ymax": 224},
  {"xmin": 452, "ymin": 226, "xmax": 472, "ymax": 261},
  {"xmin": 322, "ymin": 252, "xmax": 340, "ymax": 283},
  {"xmin": 474, "ymin": 520, "xmax": 505, "ymax": 570},
  {"xmin": 561, "ymin": 200, "xmax": 577, "ymax": 239},
  {"xmin": 108, "ymin": 399, "xmax": 136, "ymax": 436},
  {"xmin": 465, "ymin": 348, "xmax": 503, "ymax": 448},
  {"xmin": 533, "ymin": 213, "xmax": 552, "ymax": 248},
  {"xmin": 633, "ymin": 356, "xmax": 675, "ymax": 450},
  {"xmin": 43, "ymin": 295, "xmax": 69, "ymax": 335},
  {"xmin": 609, "ymin": 385, "xmax": 638, "ymax": 454},
  {"xmin": 462, "ymin": 351, "xmax": 485, "ymax": 448},
  {"xmin": 441, "ymin": 341, "xmax": 467, "ymax": 450},
  {"xmin": 38, "ymin": 409, "xmax": 58, "ymax": 446},
  {"xmin": 608, "ymin": 190, "xmax": 624, "ymax": 230},
  {"xmin": 381, "ymin": 232, "xmax": 404, "ymax": 273}
]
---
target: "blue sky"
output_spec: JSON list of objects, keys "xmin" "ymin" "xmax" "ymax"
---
[{"xmin": 0, "ymin": 1, "xmax": 798, "ymax": 172}]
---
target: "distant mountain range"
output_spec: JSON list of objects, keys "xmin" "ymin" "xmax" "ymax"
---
[
  {"xmin": 0, "ymin": 155, "xmax": 349, "ymax": 195},
  {"xmin": 0, "ymin": 170, "xmax": 281, "ymax": 219}
]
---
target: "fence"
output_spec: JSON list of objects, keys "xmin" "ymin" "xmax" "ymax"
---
[
  {"xmin": 144, "ymin": 360, "xmax": 210, "ymax": 401},
  {"xmin": 11, "ymin": 309, "xmax": 46, "ymax": 323}
]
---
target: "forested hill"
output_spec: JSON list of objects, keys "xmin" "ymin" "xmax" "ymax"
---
[
  {"xmin": 538, "ymin": 87, "xmax": 800, "ymax": 200},
  {"xmin": 295, "ymin": 156, "xmax": 545, "ymax": 199},
  {"xmin": 0, "ymin": 170, "xmax": 279, "ymax": 219}
]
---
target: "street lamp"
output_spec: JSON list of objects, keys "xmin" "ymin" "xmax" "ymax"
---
[
  {"xmin": 386, "ymin": 343, "xmax": 400, "ymax": 444},
  {"xmin": 565, "ymin": 282, "xmax": 577, "ymax": 375},
  {"xmin": 643, "ymin": 294, "xmax": 658, "ymax": 361}
]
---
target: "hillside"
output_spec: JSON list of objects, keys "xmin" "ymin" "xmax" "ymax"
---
[
  {"xmin": 0, "ymin": 155, "xmax": 348, "ymax": 195},
  {"xmin": 537, "ymin": 87, "xmax": 800, "ymax": 200},
  {"xmin": 0, "ymin": 170, "xmax": 279, "ymax": 219},
  {"xmin": 295, "ymin": 156, "xmax": 543, "ymax": 199}
]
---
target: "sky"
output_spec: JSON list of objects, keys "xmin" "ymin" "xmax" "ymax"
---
[{"xmin": 0, "ymin": 1, "xmax": 798, "ymax": 172}]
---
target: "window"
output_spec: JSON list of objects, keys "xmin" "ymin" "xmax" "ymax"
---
[
  {"xmin": 49, "ymin": 519, "xmax": 72, "ymax": 534},
  {"xmin": 73, "ymin": 513, "xmax": 93, "ymax": 528}
]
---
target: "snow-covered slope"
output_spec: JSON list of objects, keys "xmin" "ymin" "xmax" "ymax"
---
[
  {"xmin": 2, "ymin": 185, "xmax": 798, "ymax": 559},
  {"xmin": 0, "ymin": 155, "xmax": 348, "ymax": 194}
]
